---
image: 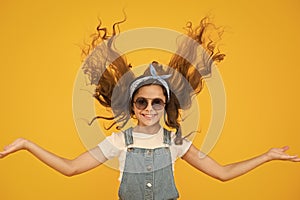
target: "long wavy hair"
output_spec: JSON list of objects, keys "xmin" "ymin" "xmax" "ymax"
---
[{"xmin": 81, "ymin": 16, "xmax": 225, "ymax": 144}]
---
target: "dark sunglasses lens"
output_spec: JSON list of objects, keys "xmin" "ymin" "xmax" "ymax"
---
[
  {"xmin": 134, "ymin": 98, "xmax": 165, "ymax": 110},
  {"xmin": 135, "ymin": 98, "xmax": 148, "ymax": 110},
  {"xmin": 152, "ymin": 98, "xmax": 165, "ymax": 110}
]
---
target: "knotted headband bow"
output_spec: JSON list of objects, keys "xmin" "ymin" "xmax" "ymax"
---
[{"xmin": 129, "ymin": 63, "xmax": 171, "ymax": 101}]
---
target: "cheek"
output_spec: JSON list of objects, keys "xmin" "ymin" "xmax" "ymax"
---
[
  {"xmin": 153, "ymin": 109, "xmax": 164, "ymax": 118},
  {"xmin": 132, "ymin": 107, "xmax": 137, "ymax": 115},
  {"xmin": 157, "ymin": 110, "xmax": 164, "ymax": 117}
]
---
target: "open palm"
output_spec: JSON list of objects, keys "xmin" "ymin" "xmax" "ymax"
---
[{"xmin": 0, "ymin": 138, "xmax": 27, "ymax": 158}]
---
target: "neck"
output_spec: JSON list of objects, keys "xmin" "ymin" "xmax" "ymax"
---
[{"xmin": 134, "ymin": 123, "xmax": 161, "ymax": 134}]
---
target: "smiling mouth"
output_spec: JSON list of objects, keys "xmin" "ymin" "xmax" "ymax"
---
[{"xmin": 142, "ymin": 114, "xmax": 157, "ymax": 119}]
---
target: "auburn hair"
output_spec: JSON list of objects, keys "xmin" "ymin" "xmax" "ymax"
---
[{"xmin": 81, "ymin": 16, "xmax": 225, "ymax": 144}]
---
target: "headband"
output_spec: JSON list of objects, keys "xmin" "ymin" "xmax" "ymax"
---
[{"xmin": 129, "ymin": 63, "xmax": 171, "ymax": 101}]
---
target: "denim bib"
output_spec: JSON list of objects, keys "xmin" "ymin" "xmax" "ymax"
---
[{"xmin": 118, "ymin": 127, "xmax": 179, "ymax": 200}]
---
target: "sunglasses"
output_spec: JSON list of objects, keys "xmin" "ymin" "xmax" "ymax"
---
[{"xmin": 133, "ymin": 97, "xmax": 166, "ymax": 110}]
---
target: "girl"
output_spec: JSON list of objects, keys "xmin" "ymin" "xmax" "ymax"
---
[{"xmin": 0, "ymin": 18, "xmax": 299, "ymax": 200}]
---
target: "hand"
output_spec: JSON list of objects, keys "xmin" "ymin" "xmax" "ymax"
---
[
  {"xmin": 0, "ymin": 138, "xmax": 28, "ymax": 159},
  {"xmin": 265, "ymin": 146, "xmax": 300, "ymax": 162}
]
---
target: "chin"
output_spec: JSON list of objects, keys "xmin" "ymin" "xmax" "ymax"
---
[{"xmin": 139, "ymin": 121, "xmax": 159, "ymax": 127}]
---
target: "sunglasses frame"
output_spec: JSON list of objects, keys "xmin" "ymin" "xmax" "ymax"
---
[{"xmin": 133, "ymin": 97, "xmax": 166, "ymax": 110}]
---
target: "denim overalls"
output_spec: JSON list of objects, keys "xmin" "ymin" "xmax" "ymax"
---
[{"xmin": 118, "ymin": 127, "xmax": 179, "ymax": 200}]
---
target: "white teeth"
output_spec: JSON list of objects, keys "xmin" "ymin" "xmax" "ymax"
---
[{"xmin": 143, "ymin": 114, "xmax": 156, "ymax": 118}]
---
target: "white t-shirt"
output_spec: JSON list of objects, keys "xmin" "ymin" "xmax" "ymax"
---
[{"xmin": 98, "ymin": 127, "xmax": 192, "ymax": 181}]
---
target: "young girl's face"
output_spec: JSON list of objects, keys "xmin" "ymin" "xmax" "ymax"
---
[{"xmin": 132, "ymin": 85, "xmax": 166, "ymax": 128}]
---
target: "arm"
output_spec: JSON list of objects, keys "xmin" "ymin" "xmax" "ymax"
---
[
  {"xmin": 182, "ymin": 144, "xmax": 300, "ymax": 182},
  {"xmin": 0, "ymin": 138, "xmax": 107, "ymax": 176}
]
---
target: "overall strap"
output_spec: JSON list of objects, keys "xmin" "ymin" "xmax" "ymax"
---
[
  {"xmin": 124, "ymin": 127, "xmax": 134, "ymax": 146},
  {"xmin": 163, "ymin": 128, "xmax": 171, "ymax": 145}
]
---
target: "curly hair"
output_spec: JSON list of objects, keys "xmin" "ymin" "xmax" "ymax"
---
[{"xmin": 81, "ymin": 16, "xmax": 225, "ymax": 144}]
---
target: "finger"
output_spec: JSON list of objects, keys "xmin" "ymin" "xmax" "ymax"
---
[
  {"xmin": 291, "ymin": 157, "xmax": 300, "ymax": 162},
  {"xmin": 4, "ymin": 145, "xmax": 13, "ymax": 151},
  {"xmin": 285, "ymin": 155, "xmax": 300, "ymax": 161},
  {"xmin": 0, "ymin": 148, "xmax": 16, "ymax": 158},
  {"xmin": 0, "ymin": 152, "xmax": 7, "ymax": 158},
  {"xmin": 281, "ymin": 146, "xmax": 289, "ymax": 152},
  {"xmin": 4, "ymin": 142, "xmax": 18, "ymax": 150},
  {"xmin": 276, "ymin": 154, "xmax": 297, "ymax": 160}
]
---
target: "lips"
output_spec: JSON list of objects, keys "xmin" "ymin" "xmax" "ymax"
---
[{"xmin": 142, "ymin": 113, "xmax": 157, "ymax": 120}]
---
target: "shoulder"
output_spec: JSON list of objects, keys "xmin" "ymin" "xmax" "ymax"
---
[
  {"xmin": 103, "ymin": 131, "xmax": 126, "ymax": 147},
  {"xmin": 169, "ymin": 131, "xmax": 192, "ymax": 158},
  {"xmin": 97, "ymin": 131, "xmax": 126, "ymax": 160},
  {"xmin": 98, "ymin": 131, "xmax": 126, "ymax": 151}
]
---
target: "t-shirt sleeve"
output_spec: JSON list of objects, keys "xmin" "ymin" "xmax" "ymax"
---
[
  {"xmin": 98, "ymin": 132, "xmax": 124, "ymax": 160},
  {"xmin": 176, "ymin": 139, "xmax": 192, "ymax": 158},
  {"xmin": 170, "ymin": 132, "xmax": 193, "ymax": 159}
]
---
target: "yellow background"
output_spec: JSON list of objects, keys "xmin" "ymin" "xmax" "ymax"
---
[{"xmin": 1, "ymin": 0, "xmax": 300, "ymax": 199}]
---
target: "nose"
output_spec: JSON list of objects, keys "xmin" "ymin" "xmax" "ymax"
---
[{"xmin": 144, "ymin": 100, "xmax": 153, "ymax": 112}]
